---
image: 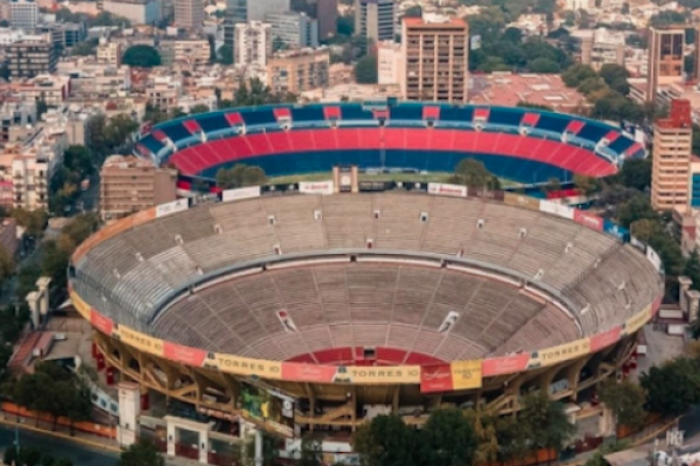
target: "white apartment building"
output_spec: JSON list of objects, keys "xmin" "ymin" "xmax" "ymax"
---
[
  {"xmin": 265, "ymin": 11, "xmax": 319, "ymax": 50},
  {"xmin": 102, "ymin": 0, "xmax": 161, "ymax": 25},
  {"xmin": 234, "ymin": 21, "xmax": 272, "ymax": 67},
  {"xmin": 159, "ymin": 39, "xmax": 211, "ymax": 65},
  {"xmin": 17, "ymin": 74, "xmax": 71, "ymax": 107},
  {"xmin": 96, "ymin": 38, "xmax": 122, "ymax": 66},
  {"xmin": 377, "ymin": 40, "xmax": 400, "ymax": 85},
  {"xmin": 147, "ymin": 75, "xmax": 183, "ymax": 109},
  {"xmin": 355, "ymin": 0, "xmax": 394, "ymax": 43},
  {"xmin": 573, "ymin": 28, "xmax": 625, "ymax": 71},
  {"xmin": 9, "ymin": 0, "xmax": 38, "ymax": 30},
  {"xmin": 57, "ymin": 59, "xmax": 131, "ymax": 96}
]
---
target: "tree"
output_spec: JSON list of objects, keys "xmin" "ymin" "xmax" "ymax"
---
[
  {"xmin": 684, "ymin": 249, "xmax": 700, "ymax": 292},
  {"xmin": 617, "ymin": 195, "xmax": 657, "ymax": 228},
  {"xmin": 354, "ymin": 55, "xmax": 378, "ymax": 84},
  {"xmin": 353, "ymin": 415, "xmax": 417, "ymax": 466},
  {"xmin": 599, "ymin": 64, "xmax": 630, "ymax": 95},
  {"xmin": 519, "ymin": 392, "xmax": 575, "ymax": 451},
  {"xmin": 64, "ymin": 145, "xmax": 94, "ymax": 177},
  {"xmin": 233, "ymin": 78, "xmax": 297, "ymax": 107},
  {"xmin": 528, "ymin": 57, "xmax": 559, "ymax": 73},
  {"xmin": 0, "ymin": 245, "xmax": 14, "ymax": 284},
  {"xmin": 451, "ymin": 159, "xmax": 500, "ymax": 190},
  {"xmin": 403, "ymin": 5, "xmax": 421, "ymax": 17},
  {"xmin": 10, "ymin": 208, "xmax": 47, "ymax": 237},
  {"xmin": 544, "ymin": 177, "xmax": 561, "ymax": 193},
  {"xmin": 598, "ymin": 380, "xmax": 647, "ymax": 430},
  {"xmin": 71, "ymin": 41, "xmax": 96, "ymax": 56},
  {"xmin": 421, "ymin": 408, "xmax": 477, "ymax": 466},
  {"xmin": 573, "ymin": 174, "xmax": 600, "ymax": 196},
  {"xmin": 516, "ymin": 101, "xmax": 553, "ymax": 111},
  {"xmin": 122, "ymin": 45, "xmax": 161, "ymax": 68},
  {"xmin": 217, "ymin": 44, "xmax": 233, "ymax": 65},
  {"xmin": 118, "ymin": 441, "xmax": 165, "ymax": 466},
  {"xmin": 216, "ymin": 164, "xmax": 266, "ymax": 189},
  {"xmin": 189, "ymin": 104, "xmax": 210, "ymax": 115},
  {"xmin": 619, "ymin": 158, "xmax": 651, "ymax": 191},
  {"xmin": 272, "ymin": 36, "xmax": 288, "ymax": 52},
  {"xmin": 298, "ymin": 435, "xmax": 323, "ymax": 466},
  {"xmin": 641, "ymin": 357, "xmax": 700, "ymax": 416},
  {"xmin": 494, "ymin": 416, "xmax": 530, "ymax": 464},
  {"xmin": 584, "ymin": 441, "xmax": 630, "ymax": 466}
]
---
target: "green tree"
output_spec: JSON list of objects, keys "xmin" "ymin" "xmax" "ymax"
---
[
  {"xmin": 684, "ymin": 249, "xmax": 700, "ymax": 291},
  {"xmin": 217, "ymin": 44, "xmax": 233, "ymax": 65},
  {"xmin": 519, "ymin": 391, "xmax": 575, "ymax": 451},
  {"xmin": 619, "ymin": 158, "xmax": 651, "ymax": 191},
  {"xmin": 516, "ymin": 101, "xmax": 553, "ymax": 111},
  {"xmin": 600, "ymin": 64, "xmax": 630, "ymax": 94},
  {"xmin": 583, "ymin": 441, "xmax": 630, "ymax": 466},
  {"xmin": 641, "ymin": 357, "xmax": 700, "ymax": 416},
  {"xmin": 650, "ymin": 10, "xmax": 689, "ymax": 28},
  {"xmin": 64, "ymin": 145, "xmax": 94, "ymax": 177},
  {"xmin": 216, "ymin": 164, "xmax": 267, "ymax": 189},
  {"xmin": 353, "ymin": 415, "xmax": 417, "ymax": 466},
  {"xmin": 573, "ymin": 174, "xmax": 600, "ymax": 196},
  {"xmin": 451, "ymin": 159, "xmax": 500, "ymax": 190},
  {"xmin": 117, "ymin": 441, "xmax": 165, "ymax": 466},
  {"xmin": 298, "ymin": 435, "xmax": 323, "ymax": 466},
  {"xmin": 421, "ymin": 408, "xmax": 477, "ymax": 466},
  {"xmin": 189, "ymin": 104, "xmax": 211, "ymax": 115},
  {"xmin": 10, "ymin": 208, "xmax": 47, "ymax": 237},
  {"xmin": 122, "ymin": 45, "xmax": 161, "ymax": 68},
  {"xmin": 617, "ymin": 195, "xmax": 657, "ymax": 228},
  {"xmin": 233, "ymin": 78, "xmax": 297, "ymax": 106},
  {"xmin": 598, "ymin": 380, "xmax": 647, "ymax": 430},
  {"xmin": 71, "ymin": 41, "xmax": 96, "ymax": 56},
  {"xmin": 494, "ymin": 416, "xmax": 529, "ymax": 464},
  {"xmin": 354, "ymin": 55, "xmax": 378, "ymax": 84},
  {"xmin": 0, "ymin": 244, "xmax": 14, "ymax": 283},
  {"xmin": 528, "ymin": 57, "xmax": 559, "ymax": 73}
]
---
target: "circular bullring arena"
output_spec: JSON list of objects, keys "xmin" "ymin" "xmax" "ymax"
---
[{"xmin": 70, "ymin": 179, "xmax": 663, "ymax": 432}]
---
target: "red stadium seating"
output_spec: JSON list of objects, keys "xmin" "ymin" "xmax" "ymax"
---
[
  {"xmin": 603, "ymin": 130, "xmax": 619, "ymax": 144},
  {"xmin": 323, "ymin": 106, "xmax": 340, "ymax": 120},
  {"xmin": 521, "ymin": 112, "xmax": 540, "ymax": 126},
  {"xmin": 152, "ymin": 129, "xmax": 168, "ymax": 142},
  {"xmin": 224, "ymin": 112, "xmax": 243, "ymax": 126},
  {"xmin": 170, "ymin": 128, "xmax": 617, "ymax": 178},
  {"xmin": 182, "ymin": 120, "xmax": 201, "ymax": 134},
  {"xmin": 565, "ymin": 120, "xmax": 584, "ymax": 134},
  {"xmin": 423, "ymin": 106, "xmax": 440, "ymax": 120}
]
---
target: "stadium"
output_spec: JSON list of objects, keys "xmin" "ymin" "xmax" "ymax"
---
[{"xmin": 69, "ymin": 102, "xmax": 663, "ymax": 435}]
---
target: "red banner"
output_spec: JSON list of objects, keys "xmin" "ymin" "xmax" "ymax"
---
[
  {"xmin": 420, "ymin": 364, "xmax": 453, "ymax": 393},
  {"xmin": 652, "ymin": 294, "xmax": 663, "ymax": 316},
  {"xmin": 573, "ymin": 210, "xmax": 603, "ymax": 231},
  {"xmin": 281, "ymin": 363, "xmax": 337, "ymax": 383},
  {"xmin": 589, "ymin": 326, "xmax": 622, "ymax": 352},
  {"xmin": 482, "ymin": 353, "xmax": 530, "ymax": 377},
  {"xmin": 163, "ymin": 342, "xmax": 207, "ymax": 367},
  {"xmin": 90, "ymin": 310, "xmax": 114, "ymax": 336}
]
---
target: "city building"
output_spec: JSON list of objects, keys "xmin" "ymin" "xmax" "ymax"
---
[
  {"xmin": 9, "ymin": 0, "xmax": 38, "ymax": 30},
  {"xmin": 267, "ymin": 47, "xmax": 329, "ymax": 93},
  {"xmin": 0, "ymin": 101, "xmax": 36, "ymax": 144},
  {"xmin": 40, "ymin": 22, "xmax": 86, "ymax": 50},
  {"xmin": 377, "ymin": 40, "xmax": 400, "ymax": 85},
  {"xmin": 174, "ymin": 0, "xmax": 204, "ymax": 30},
  {"xmin": 159, "ymin": 38, "xmax": 210, "ymax": 65},
  {"xmin": 102, "ymin": 0, "xmax": 161, "ymax": 25},
  {"xmin": 17, "ymin": 74, "xmax": 71, "ymax": 106},
  {"xmin": 234, "ymin": 21, "xmax": 271, "ymax": 67},
  {"xmin": 573, "ymin": 28, "xmax": 625, "ymax": 71},
  {"xmin": 651, "ymin": 99, "xmax": 692, "ymax": 212},
  {"xmin": 291, "ymin": 0, "xmax": 336, "ymax": 39},
  {"xmin": 355, "ymin": 0, "xmax": 394, "ymax": 43},
  {"xmin": 96, "ymin": 37, "xmax": 122, "ymax": 66},
  {"xmin": 223, "ymin": 0, "xmax": 289, "ymax": 50},
  {"xmin": 100, "ymin": 155, "xmax": 176, "ymax": 221},
  {"xmin": 147, "ymin": 75, "xmax": 182, "ymax": 108},
  {"xmin": 400, "ymin": 15, "xmax": 468, "ymax": 103},
  {"xmin": 266, "ymin": 11, "xmax": 318, "ymax": 50},
  {"xmin": 6, "ymin": 39, "xmax": 57, "ymax": 78},
  {"xmin": 647, "ymin": 26, "xmax": 685, "ymax": 103}
]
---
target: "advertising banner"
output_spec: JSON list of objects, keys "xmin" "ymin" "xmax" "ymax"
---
[
  {"xmin": 623, "ymin": 306, "xmax": 651, "ymax": 335},
  {"xmin": 116, "ymin": 326, "xmax": 164, "ymax": 356},
  {"xmin": 90, "ymin": 310, "xmax": 114, "ymax": 336},
  {"xmin": 420, "ymin": 364, "xmax": 453, "ymax": 393},
  {"xmin": 482, "ymin": 353, "xmax": 530, "ymax": 377},
  {"xmin": 589, "ymin": 326, "xmax": 622, "ymax": 352},
  {"xmin": 240, "ymin": 383, "xmax": 295, "ymax": 438},
  {"xmin": 450, "ymin": 360, "xmax": 483, "ymax": 390},
  {"xmin": 539, "ymin": 200, "xmax": 574, "ymax": 220},
  {"xmin": 299, "ymin": 181, "xmax": 334, "ymax": 195},
  {"xmin": 528, "ymin": 338, "xmax": 590, "ymax": 369},
  {"xmin": 573, "ymin": 210, "xmax": 603, "ymax": 231},
  {"xmin": 222, "ymin": 186, "xmax": 261, "ymax": 202},
  {"xmin": 343, "ymin": 366, "xmax": 421, "ymax": 384},
  {"xmin": 163, "ymin": 342, "xmax": 207, "ymax": 367},
  {"xmin": 155, "ymin": 199, "xmax": 189, "ymax": 218},
  {"xmin": 427, "ymin": 183, "xmax": 467, "ymax": 198},
  {"xmin": 503, "ymin": 193, "xmax": 540, "ymax": 211},
  {"xmin": 281, "ymin": 363, "xmax": 337, "ymax": 383},
  {"xmin": 603, "ymin": 219, "xmax": 628, "ymax": 241},
  {"xmin": 467, "ymin": 187, "xmax": 504, "ymax": 202},
  {"xmin": 210, "ymin": 354, "xmax": 283, "ymax": 380}
]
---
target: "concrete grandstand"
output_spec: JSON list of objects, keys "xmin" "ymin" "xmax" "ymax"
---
[
  {"xmin": 134, "ymin": 102, "xmax": 645, "ymax": 188},
  {"xmin": 70, "ymin": 184, "xmax": 663, "ymax": 430}
]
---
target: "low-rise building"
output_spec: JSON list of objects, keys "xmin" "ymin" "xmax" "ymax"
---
[
  {"xmin": 96, "ymin": 37, "xmax": 122, "ymax": 66},
  {"xmin": 267, "ymin": 47, "xmax": 329, "ymax": 94},
  {"xmin": 159, "ymin": 38, "xmax": 211, "ymax": 65},
  {"xmin": 6, "ymin": 39, "xmax": 57, "ymax": 78},
  {"xmin": 102, "ymin": 0, "xmax": 161, "ymax": 25},
  {"xmin": 100, "ymin": 155, "xmax": 177, "ymax": 221},
  {"xmin": 377, "ymin": 40, "xmax": 400, "ymax": 85},
  {"xmin": 17, "ymin": 74, "xmax": 71, "ymax": 107}
]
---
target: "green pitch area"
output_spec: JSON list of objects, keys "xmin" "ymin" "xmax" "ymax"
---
[{"xmin": 268, "ymin": 171, "xmax": 520, "ymax": 187}]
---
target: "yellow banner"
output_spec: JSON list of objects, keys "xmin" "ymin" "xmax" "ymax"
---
[
  {"xmin": 624, "ymin": 306, "xmax": 651, "ymax": 335},
  {"xmin": 213, "ymin": 354, "xmax": 283, "ymax": 380},
  {"xmin": 344, "ymin": 366, "xmax": 421, "ymax": 384},
  {"xmin": 450, "ymin": 360, "xmax": 483, "ymax": 390},
  {"xmin": 116, "ymin": 326, "xmax": 163, "ymax": 356},
  {"xmin": 69, "ymin": 290, "xmax": 91, "ymax": 321},
  {"xmin": 529, "ymin": 338, "xmax": 590, "ymax": 368}
]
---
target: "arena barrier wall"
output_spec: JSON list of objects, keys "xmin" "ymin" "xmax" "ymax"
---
[{"xmin": 70, "ymin": 186, "xmax": 663, "ymax": 392}]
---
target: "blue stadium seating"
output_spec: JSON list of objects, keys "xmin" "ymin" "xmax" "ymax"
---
[
  {"xmin": 488, "ymin": 108, "xmax": 523, "ymax": 126},
  {"xmin": 241, "ymin": 109, "xmax": 276, "ymax": 126},
  {"xmin": 291, "ymin": 106, "xmax": 325, "ymax": 122},
  {"xmin": 196, "ymin": 114, "xmax": 231, "ymax": 133},
  {"xmin": 534, "ymin": 114, "xmax": 569, "ymax": 134},
  {"xmin": 140, "ymin": 134, "xmax": 165, "ymax": 154},
  {"xmin": 160, "ymin": 123, "xmax": 191, "ymax": 143},
  {"xmin": 576, "ymin": 123, "xmax": 609, "ymax": 143},
  {"xmin": 438, "ymin": 106, "xmax": 474, "ymax": 123},
  {"xmin": 389, "ymin": 106, "xmax": 423, "ymax": 120},
  {"xmin": 607, "ymin": 136, "xmax": 634, "ymax": 154},
  {"xmin": 340, "ymin": 105, "xmax": 374, "ymax": 121}
]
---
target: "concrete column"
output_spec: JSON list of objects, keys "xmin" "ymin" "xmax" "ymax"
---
[
  {"xmin": 679, "ymin": 276, "xmax": 692, "ymax": 315},
  {"xmin": 255, "ymin": 429, "xmax": 263, "ymax": 466},
  {"xmin": 198, "ymin": 429, "xmax": 209, "ymax": 464},
  {"xmin": 36, "ymin": 276, "xmax": 51, "ymax": 316},
  {"xmin": 25, "ymin": 291, "xmax": 40, "ymax": 328},
  {"xmin": 166, "ymin": 422, "xmax": 177, "ymax": 457},
  {"xmin": 688, "ymin": 290, "xmax": 700, "ymax": 323}
]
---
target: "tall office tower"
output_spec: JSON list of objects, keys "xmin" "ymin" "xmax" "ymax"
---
[
  {"xmin": 355, "ymin": 0, "xmax": 394, "ymax": 43},
  {"xmin": 647, "ymin": 26, "xmax": 685, "ymax": 103},
  {"xmin": 174, "ymin": 0, "xmax": 204, "ymax": 30},
  {"xmin": 266, "ymin": 11, "xmax": 319, "ymax": 49},
  {"xmin": 224, "ymin": 0, "xmax": 289, "ymax": 59},
  {"xmin": 291, "ymin": 0, "xmax": 336, "ymax": 39},
  {"xmin": 400, "ymin": 15, "xmax": 469, "ymax": 103},
  {"xmin": 651, "ymin": 99, "xmax": 692, "ymax": 211},
  {"xmin": 9, "ymin": 0, "xmax": 38, "ymax": 30},
  {"xmin": 234, "ymin": 21, "xmax": 272, "ymax": 67}
]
